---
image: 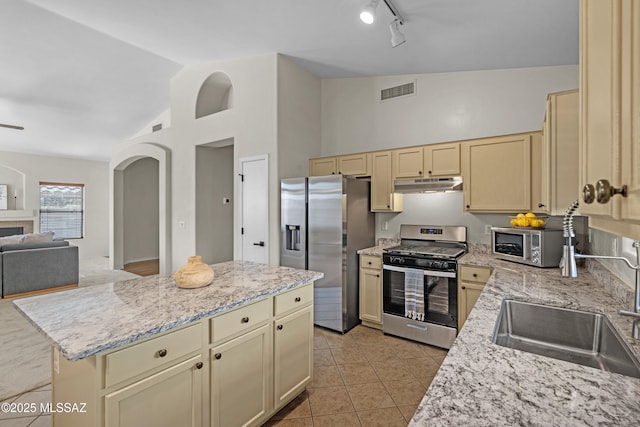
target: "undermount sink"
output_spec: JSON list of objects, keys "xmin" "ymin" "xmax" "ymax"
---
[{"xmin": 491, "ymin": 299, "xmax": 640, "ymax": 378}]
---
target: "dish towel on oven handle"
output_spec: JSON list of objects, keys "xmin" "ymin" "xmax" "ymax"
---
[{"xmin": 404, "ymin": 268, "xmax": 425, "ymax": 321}]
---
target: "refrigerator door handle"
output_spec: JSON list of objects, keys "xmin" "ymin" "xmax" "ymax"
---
[{"xmin": 253, "ymin": 241, "xmax": 265, "ymax": 247}]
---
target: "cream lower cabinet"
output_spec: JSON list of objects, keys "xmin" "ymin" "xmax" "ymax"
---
[
  {"xmin": 105, "ymin": 355, "xmax": 203, "ymax": 427},
  {"xmin": 359, "ymin": 254, "xmax": 383, "ymax": 329},
  {"xmin": 210, "ymin": 324, "xmax": 271, "ymax": 427},
  {"xmin": 51, "ymin": 283, "xmax": 315, "ymax": 427},
  {"xmin": 458, "ymin": 265, "xmax": 492, "ymax": 330},
  {"xmin": 274, "ymin": 305, "xmax": 313, "ymax": 407}
]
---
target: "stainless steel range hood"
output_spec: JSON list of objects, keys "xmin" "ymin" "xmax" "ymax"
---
[{"xmin": 394, "ymin": 176, "xmax": 463, "ymax": 193}]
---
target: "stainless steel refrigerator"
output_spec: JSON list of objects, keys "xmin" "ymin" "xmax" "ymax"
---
[{"xmin": 281, "ymin": 175, "xmax": 375, "ymax": 333}]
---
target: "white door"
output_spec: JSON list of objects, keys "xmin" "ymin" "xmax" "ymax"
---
[{"xmin": 240, "ymin": 155, "xmax": 268, "ymax": 263}]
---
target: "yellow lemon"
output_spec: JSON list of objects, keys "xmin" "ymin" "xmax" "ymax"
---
[
  {"xmin": 525, "ymin": 212, "xmax": 537, "ymax": 218},
  {"xmin": 517, "ymin": 218, "xmax": 528, "ymax": 227},
  {"xmin": 516, "ymin": 213, "xmax": 525, "ymax": 218},
  {"xmin": 531, "ymin": 219, "xmax": 545, "ymax": 228},
  {"xmin": 510, "ymin": 218, "xmax": 518, "ymax": 226}
]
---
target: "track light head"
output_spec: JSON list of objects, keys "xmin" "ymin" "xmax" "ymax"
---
[
  {"xmin": 360, "ymin": 0, "xmax": 380, "ymax": 24},
  {"xmin": 389, "ymin": 18, "xmax": 406, "ymax": 47}
]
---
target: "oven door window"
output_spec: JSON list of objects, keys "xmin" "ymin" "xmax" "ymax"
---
[
  {"xmin": 382, "ymin": 267, "xmax": 457, "ymax": 328},
  {"xmin": 494, "ymin": 232, "xmax": 525, "ymax": 257}
]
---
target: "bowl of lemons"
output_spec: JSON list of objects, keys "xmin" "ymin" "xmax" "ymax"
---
[{"xmin": 509, "ymin": 212, "xmax": 547, "ymax": 229}]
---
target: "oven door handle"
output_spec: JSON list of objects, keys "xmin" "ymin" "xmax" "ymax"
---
[{"xmin": 383, "ymin": 264, "xmax": 456, "ymax": 278}]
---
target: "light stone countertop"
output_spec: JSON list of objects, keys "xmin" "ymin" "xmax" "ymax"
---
[
  {"xmin": 410, "ymin": 252, "xmax": 640, "ymax": 426},
  {"xmin": 14, "ymin": 261, "xmax": 323, "ymax": 361},
  {"xmin": 357, "ymin": 238, "xmax": 401, "ymax": 256}
]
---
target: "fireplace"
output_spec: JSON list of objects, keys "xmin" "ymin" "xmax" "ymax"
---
[{"xmin": 0, "ymin": 227, "xmax": 24, "ymax": 237}]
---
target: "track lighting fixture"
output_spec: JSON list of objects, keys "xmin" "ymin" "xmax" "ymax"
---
[
  {"xmin": 360, "ymin": 0, "xmax": 407, "ymax": 46},
  {"xmin": 360, "ymin": 0, "xmax": 379, "ymax": 24},
  {"xmin": 389, "ymin": 18, "xmax": 406, "ymax": 47}
]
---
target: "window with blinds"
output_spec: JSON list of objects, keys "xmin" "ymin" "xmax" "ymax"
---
[{"xmin": 39, "ymin": 182, "xmax": 84, "ymax": 239}]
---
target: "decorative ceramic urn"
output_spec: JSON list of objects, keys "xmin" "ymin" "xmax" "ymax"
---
[{"xmin": 174, "ymin": 256, "xmax": 214, "ymax": 289}]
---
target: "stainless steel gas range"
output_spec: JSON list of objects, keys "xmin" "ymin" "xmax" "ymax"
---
[{"xmin": 382, "ymin": 225, "xmax": 467, "ymax": 349}]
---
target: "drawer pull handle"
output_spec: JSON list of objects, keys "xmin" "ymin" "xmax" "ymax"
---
[
  {"xmin": 241, "ymin": 316, "xmax": 250, "ymax": 324},
  {"xmin": 368, "ymin": 261, "xmax": 372, "ymax": 265},
  {"xmin": 295, "ymin": 297, "xmax": 301, "ymax": 302},
  {"xmin": 277, "ymin": 325, "xmax": 283, "ymax": 330},
  {"xmin": 195, "ymin": 362, "xmax": 203, "ymax": 369},
  {"xmin": 461, "ymin": 286, "xmax": 466, "ymax": 290},
  {"xmin": 214, "ymin": 353, "xmax": 222, "ymax": 360},
  {"xmin": 376, "ymin": 274, "xmax": 380, "ymax": 278},
  {"xmin": 472, "ymin": 273, "xmax": 478, "ymax": 278},
  {"xmin": 158, "ymin": 349, "xmax": 167, "ymax": 358}
]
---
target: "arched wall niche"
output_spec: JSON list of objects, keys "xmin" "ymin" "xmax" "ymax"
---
[
  {"xmin": 0, "ymin": 164, "xmax": 26, "ymax": 210},
  {"xmin": 195, "ymin": 72, "xmax": 234, "ymax": 119},
  {"xmin": 110, "ymin": 143, "xmax": 171, "ymax": 273}
]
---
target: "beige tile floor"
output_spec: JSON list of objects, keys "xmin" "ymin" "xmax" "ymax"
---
[
  {"xmin": 263, "ymin": 325, "xmax": 447, "ymax": 427},
  {"xmin": 0, "ymin": 384, "xmax": 52, "ymax": 426},
  {"xmin": 0, "ymin": 325, "xmax": 445, "ymax": 427}
]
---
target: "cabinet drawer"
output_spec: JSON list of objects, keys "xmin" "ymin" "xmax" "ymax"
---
[
  {"xmin": 459, "ymin": 265, "xmax": 492, "ymax": 283},
  {"xmin": 360, "ymin": 255, "xmax": 382, "ymax": 270},
  {"xmin": 274, "ymin": 284, "xmax": 313, "ymax": 317},
  {"xmin": 211, "ymin": 298, "xmax": 271, "ymax": 343},
  {"xmin": 105, "ymin": 323, "xmax": 202, "ymax": 387}
]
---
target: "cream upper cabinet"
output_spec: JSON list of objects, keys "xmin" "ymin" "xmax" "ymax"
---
[
  {"xmin": 535, "ymin": 90, "xmax": 579, "ymax": 215},
  {"xmin": 424, "ymin": 142, "xmax": 461, "ymax": 177},
  {"xmin": 309, "ymin": 157, "xmax": 337, "ymax": 176},
  {"xmin": 462, "ymin": 133, "xmax": 532, "ymax": 212},
  {"xmin": 393, "ymin": 146, "xmax": 424, "ymax": 179},
  {"xmin": 371, "ymin": 151, "xmax": 403, "ymax": 212},
  {"xmin": 580, "ymin": 0, "xmax": 640, "ymax": 239},
  {"xmin": 337, "ymin": 153, "xmax": 370, "ymax": 176}
]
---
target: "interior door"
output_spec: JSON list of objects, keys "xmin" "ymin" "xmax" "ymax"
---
[{"xmin": 240, "ymin": 155, "xmax": 268, "ymax": 264}]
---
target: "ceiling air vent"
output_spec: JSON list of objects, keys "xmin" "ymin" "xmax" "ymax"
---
[{"xmin": 380, "ymin": 81, "xmax": 415, "ymax": 101}]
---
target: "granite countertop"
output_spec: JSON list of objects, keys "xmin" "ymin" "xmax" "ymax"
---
[
  {"xmin": 357, "ymin": 238, "xmax": 400, "ymax": 256},
  {"xmin": 410, "ymin": 253, "xmax": 640, "ymax": 426},
  {"xmin": 14, "ymin": 261, "xmax": 323, "ymax": 361}
]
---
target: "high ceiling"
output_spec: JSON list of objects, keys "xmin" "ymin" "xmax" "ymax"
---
[{"xmin": 0, "ymin": 0, "xmax": 578, "ymax": 161}]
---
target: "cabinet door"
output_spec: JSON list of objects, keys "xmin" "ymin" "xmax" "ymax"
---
[
  {"xmin": 338, "ymin": 153, "xmax": 370, "ymax": 176},
  {"xmin": 274, "ymin": 305, "xmax": 313, "ymax": 408},
  {"xmin": 309, "ymin": 157, "xmax": 337, "ymax": 176},
  {"xmin": 462, "ymin": 134, "xmax": 531, "ymax": 212},
  {"xmin": 104, "ymin": 355, "xmax": 203, "ymax": 427},
  {"xmin": 359, "ymin": 267, "xmax": 382, "ymax": 327},
  {"xmin": 424, "ymin": 143, "xmax": 461, "ymax": 177},
  {"xmin": 393, "ymin": 147, "xmax": 424, "ymax": 179},
  {"xmin": 211, "ymin": 324, "xmax": 271, "ymax": 427},
  {"xmin": 371, "ymin": 151, "xmax": 402, "ymax": 212},
  {"xmin": 458, "ymin": 282, "xmax": 485, "ymax": 330},
  {"xmin": 620, "ymin": 0, "xmax": 640, "ymax": 224}
]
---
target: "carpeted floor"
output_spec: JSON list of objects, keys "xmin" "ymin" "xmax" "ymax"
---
[{"xmin": 0, "ymin": 257, "xmax": 139, "ymax": 401}]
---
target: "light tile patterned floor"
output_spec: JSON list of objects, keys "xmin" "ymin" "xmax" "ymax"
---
[
  {"xmin": 263, "ymin": 325, "xmax": 447, "ymax": 427},
  {"xmin": 0, "ymin": 384, "xmax": 52, "ymax": 426}
]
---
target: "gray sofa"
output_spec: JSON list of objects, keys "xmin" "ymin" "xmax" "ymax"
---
[{"xmin": 0, "ymin": 240, "xmax": 79, "ymax": 298}]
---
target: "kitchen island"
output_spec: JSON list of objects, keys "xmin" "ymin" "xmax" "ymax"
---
[
  {"xmin": 410, "ymin": 253, "xmax": 640, "ymax": 426},
  {"xmin": 14, "ymin": 260, "xmax": 323, "ymax": 427}
]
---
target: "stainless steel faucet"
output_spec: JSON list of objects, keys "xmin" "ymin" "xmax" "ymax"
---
[{"xmin": 559, "ymin": 200, "xmax": 640, "ymax": 339}]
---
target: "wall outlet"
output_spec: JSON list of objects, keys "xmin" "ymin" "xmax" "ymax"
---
[
  {"xmin": 484, "ymin": 224, "xmax": 492, "ymax": 235},
  {"xmin": 383, "ymin": 221, "xmax": 389, "ymax": 231}
]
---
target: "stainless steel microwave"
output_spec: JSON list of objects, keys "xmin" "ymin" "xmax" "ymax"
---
[{"xmin": 491, "ymin": 227, "xmax": 564, "ymax": 267}]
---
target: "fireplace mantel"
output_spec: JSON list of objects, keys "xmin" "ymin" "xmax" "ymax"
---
[{"xmin": 0, "ymin": 210, "xmax": 36, "ymax": 220}]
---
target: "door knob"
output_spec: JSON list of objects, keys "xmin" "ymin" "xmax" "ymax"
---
[
  {"xmin": 253, "ymin": 241, "xmax": 265, "ymax": 247},
  {"xmin": 595, "ymin": 179, "xmax": 627, "ymax": 203}
]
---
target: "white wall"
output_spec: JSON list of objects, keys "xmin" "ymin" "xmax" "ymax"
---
[
  {"xmin": 321, "ymin": 65, "xmax": 580, "ymax": 243},
  {"xmin": 196, "ymin": 144, "xmax": 234, "ymax": 264},
  {"xmin": 123, "ymin": 157, "xmax": 159, "ymax": 264},
  {"xmin": 321, "ymin": 65, "xmax": 579, "ymax": 155},
  {"xmin": 0, "ymin": 150, "xmax": 109, "ymax": 259}
]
